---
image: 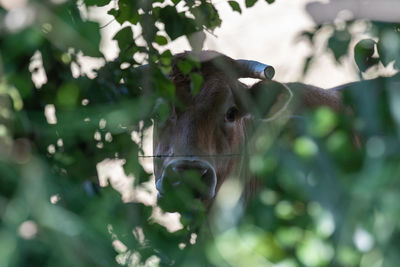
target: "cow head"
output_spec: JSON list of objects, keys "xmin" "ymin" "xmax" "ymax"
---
[{"xmin": 153, "ymin": 51, "xmax": 289, "ymax": 212}]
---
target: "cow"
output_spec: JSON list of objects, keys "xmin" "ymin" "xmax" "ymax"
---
[{"xmin": 151, "ymin": 50, "xmax": 374, "ymax": 213}]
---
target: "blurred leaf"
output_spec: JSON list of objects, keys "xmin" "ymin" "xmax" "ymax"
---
[
  {"xmin": 1, "ymin": 1, "xmax": 400, "ymax": 267},
  {"xmin": 177, "ymin": 60, "xmax": 193, "ymax": 75},
  {"xmin": 296, "ymin": 232, "xmax": 334, "ymax": 266},
  {"xmin": 294, "ymin": 137, "xmax": 318, "ymax": 159},
  {"xmin": 354, "ymin": 39, "xmax": 379, "ymax": 72},
  {"xmin": 113, "ymin": 26, "xmax": 136, "ymax": 61},
  {"xmin": 8, "ymin": 72, "xmax": 34, "ymax": 99},
  {"xmin": 191, "ymin": 3, "xmax": 221, "ymax": 30},
  {"xmin": 159, "ymin": 6, "xmax": 197, "ymax": 40},
  {"xmin": 308, "ymin": 107, "xmax": 338, "ymax": 137},
  {"xmin": 228, "ymin": 1, "xmax": 242, "ymax": 13},
  {"xmin": 377, "ymin": 30, "xmax": 400, "ymax": 68},
  {"xmin": 52, "ymin": 4, "xmax": 102, "ymax": 57},
  {"xmin": 245, "ymin": 0, "xmax": 258, "ymax": 8},
  {"xmin": 1, "ymin": 28, "xmax": 43, "ymax": 67},
  {"xmin": 154, "ymin": 35, "xmax": 168, "ymax": 45},
  {"xmin": 190, "ymin": 73, "xmax": 203, "ymax": 96},
  {"xmin": 84, "ymin": 0, "xmax": 111, "ymax": 6},
  {"xmin": 152, "ymin": 69, "xmax": 176, "ymax": 100},
  {"xmin": 75, "ymin": 21, "xmax": 103, "ymax": 57},
  {"xmin": 56, "ymin": 82, "xmax": 80, "ymax": 108},
  {"xmin": 108, "ymin": 0, "xmax": 140, "ymax": 25},
  {"xmin": 328, "ymin": 29, "xmax": 351, "ymax": 61}
]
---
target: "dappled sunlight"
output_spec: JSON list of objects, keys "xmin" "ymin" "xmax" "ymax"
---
[
  {"xmin": 29, "ymin": 51, "xmax": 48, "ymax": 89},
  {"xmin": 2, "ymin": 0, "xmax": 400, "ymax": 266},
  {"xmin": 44, "ymin": 104, "xmax": 57, "ymax": 124},
  {"xmin": 151, "ymin": 207, "xmax": 183, "ymax": 233},
  {"xmin": 96, "ymin": 125, "xmax": 184, "ymax": 233},
  {"xmin": 96, "ymin": 158, "xmax": 157, "ymax": 205},
  {"xmin": 96, "ymin": 158, "xmax": 184, "ymax": 233},
  {"xmin": 18, "ymin": 220, "xmax": 38, "ymax": 240},
  {"xmin": 353, "ymin": 227, "xmax": 374, "ymax": 252},
  {"xmin": 0, "ymin": 0, "xmax": 26, "ymax": 10}
]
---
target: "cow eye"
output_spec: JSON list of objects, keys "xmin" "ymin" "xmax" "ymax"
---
[{"xmin": 225, "ymin": 106, "xmax": 238, "ymax": 122}]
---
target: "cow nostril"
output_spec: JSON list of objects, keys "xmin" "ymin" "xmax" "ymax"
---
[{"xmin": 158, "ymin": 160, "xmax": 217, "ymax": 203}]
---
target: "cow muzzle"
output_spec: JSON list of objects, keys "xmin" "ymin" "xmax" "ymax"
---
[{"xmin": 156, "ymin": 159, "xmax": 217, "ymax": 211}]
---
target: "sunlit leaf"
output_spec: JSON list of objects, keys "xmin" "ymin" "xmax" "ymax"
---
[{"xmin": 154, "ymin": 35, "xmax": 168, "ymax": 45}]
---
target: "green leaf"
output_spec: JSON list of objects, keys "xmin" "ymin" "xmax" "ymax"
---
[
  {"xmin": 177, "ymin": 60, "xmax": 193, "ymax": 75},
  {"xmin": 84, "ymin": 0, "xmax": 111, "ymax": 7},
  {"xmin": 76, "ymin": 21, "xmax": 102, "ymax": 57},
  {"xmin": 113, "ymin": 26, "xmax": 136, "ymax": 60},
  {"xmin": 377, "ymin": 30, "xmax": 400, "ymax": 68},
  {"xmin": 152, "ymin": 69, "xmax": 176, "ymax": 100},
  {"xmin": 190, "ymin": 73, "xmax": 203, "ymax": 96},
  {"xmin": 50, "ymin": 6, "xmax": 102, "ymax": 57},
  {"xmin": 328, "ymin": 29, "xmax": 351, "ymax": 61},
  {"xmin": 159, "ymin": 6, "xmax": 197, "ymax": 40},
  {"xmin": 354, "ymin": 39, "xmax": 379, "ymax": 72},
  {"xmin": 265, "ymin": 0, "xmax": 275, "ymax": 3},
  {"xmin": 1, "ymin": 28, "xmax": 43, "ymax": 63},
  {"xmin": 113, "ymin": 26, "xmax": 134, "ymax": 46},
  {"xmin": 154, "ymin": 35, "xmax": 168, "ymax": 46},
  {"xmin": 245, "ymin": 0, "xmax": 258, "ymax": 8},
  {"xmin": 107, "ymin": 0, "xmax": 140, "ymax": 25},
  {"xmin": 9, "ymin": 71, "xmax": 34, "ymax": 99},
  {"xmin": 56, "ymin": 82, "xmax": 80, "ymax": 108},
  {"xmin": 191, "ymin": 3, "xmax": 221, "ymax": 30},
  {"xmin": 160, "ymin": 49, "xmax": 173, "ymax": 67},
  {"xmin": 228, "ymin": 1, "xmax": 241, "ymax": 13}
]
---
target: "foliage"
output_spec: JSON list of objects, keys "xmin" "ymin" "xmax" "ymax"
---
[
  {"xmin": 0, "ymin": 0, "xmax": 399, "ymax": 267},
  {"xmin": 301, "ymin": 20, "xmax": 400, "ymax": 75}
]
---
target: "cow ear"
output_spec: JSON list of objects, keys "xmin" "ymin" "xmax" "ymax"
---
[{"xmin": 237, "ymin": 80, "xmax": 293, "ymax": 120}]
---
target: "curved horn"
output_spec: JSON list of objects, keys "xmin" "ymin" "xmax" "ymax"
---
[{"xmin": 236, "ymin": 59, "xmax": 275, "ymax": 80}]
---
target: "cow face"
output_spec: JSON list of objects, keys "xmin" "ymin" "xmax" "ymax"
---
[
  {"xmin": 153, "ymin": 51, "xmax": 288, "ymax": 212},
  {"xmin": 152, "ymin": 52, "xmax": 249, "ymax": 212}
]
